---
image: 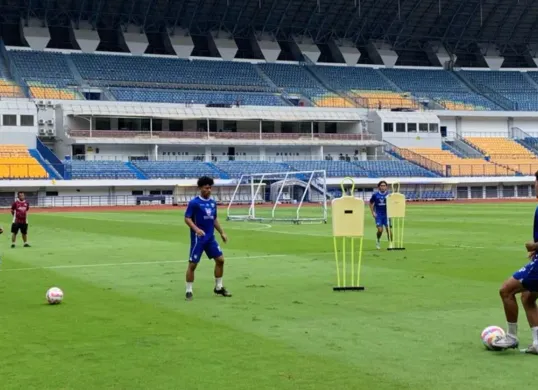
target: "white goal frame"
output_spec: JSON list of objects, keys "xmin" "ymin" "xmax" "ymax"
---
[{"xmin": 226, "ymin": 170, "xmax": 328, "ymax": 224}]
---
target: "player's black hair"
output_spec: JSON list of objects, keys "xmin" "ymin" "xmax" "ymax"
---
[
  {"xmin": 535, "ymin": 170, "xmax": 538, "ymax": 180},
  {"xmin": 17, "ymin": 191, "xmax": 24, "ymax": 196},
  {"xmin": 377, "ymin": 180, "xmax": 388, "ymax": 188},
  {"xmin": 197, "ymin": 176, "xmax": 214, "ymax": 188}
]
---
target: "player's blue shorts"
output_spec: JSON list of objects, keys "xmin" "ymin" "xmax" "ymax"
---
[
  {"xmin": 375, "ymin": 214, "xmax": 391, "ymax": 227},
  {"xmin": 513, "ymin": 258, "xmax": 538, "ymax": 292},
  {"xmin": 189, "ymin": 236, "xmax": 223, "ymax": 263}
]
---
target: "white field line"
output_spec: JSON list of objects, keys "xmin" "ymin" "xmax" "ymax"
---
[
  {"xmin": 1, "ymin": 247, "xmax": 466, "ymax": 273},
  {"xmin": 0, "ymin": 253, "xmax": 288, "ymax": 272}
]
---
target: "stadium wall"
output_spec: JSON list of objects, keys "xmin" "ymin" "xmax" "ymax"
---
[{"xmin": 0, "ymin": 176, "xmax": 534, "ymax": 208}]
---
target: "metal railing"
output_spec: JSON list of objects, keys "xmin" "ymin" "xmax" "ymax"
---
[
  {"xmin": 67, "ymin": 129, "xmax": 375, "ymax": 141},
  {"xmin": 384, "ymin": 142, "xmax": 445, "ymax": 176}
]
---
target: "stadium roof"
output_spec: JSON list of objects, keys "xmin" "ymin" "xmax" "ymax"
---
[{"xmin": 6, "ymin": 0, "xmax": 538, "ymax": 54}]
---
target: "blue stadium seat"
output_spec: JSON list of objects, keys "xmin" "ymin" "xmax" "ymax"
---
[
  {"xmin": 286, "ymin": 161, "xmax": 368, "ymax": 178},
  {"xmin": 380, "ymin": 69, "xmax": 500, "ymax": 110},
  {"xmin": 312, "ymin": 66, "xmax": 393, "ymax": 91},
  {"xmin": 355, "ymin": 160, "xmax": 438, "ymax": 178},
  {"xmin": 110, "ymin": 88, "xmax": 287, "ymax": 106},
  {"xmin": 461, "ymin": 71, "xmax": 538, "ymax": 110},
  {"xmin": 66, "ymin": 161, "xmax": 137, "ymax": 179},
  {"xmin": 133, "ymin": 161, "xmax": 220, "ymax": 179},
  {"xmin": 71, "ymin": 54, "xmax": 271, "ymax": 91},
  {"xmin": 9, "ymin": 50, "xmax": 75, "ymax": 82},
  {"xmin": 257, "ymin": 63, "xmax": 332, "ymax": 101},
  {"xmin": 215, "ymin": 161, "xmax": 289, "ymax": 178}
]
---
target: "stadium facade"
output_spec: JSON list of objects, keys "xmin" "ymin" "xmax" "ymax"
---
[{"xmin": 1, "ymin": 0, "xmax": 538, "ymax": 207}]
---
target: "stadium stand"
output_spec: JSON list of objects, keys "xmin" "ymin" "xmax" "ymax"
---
[
  {"xmin": 9, "ymin": 49, "xmax": 538, "ymax": 110},
  {"xmin": 355, "ymin": 160, "xmax": 438, "ymax": 178},
  {"xmin": 400, "ymin": 148, "xmax": 514, "ymax": 176},
  {"xmin": 461, "ymin": 71, "xmax": 538, "ymax": 110},
  {"xmin": 0, "ymin": 56, "xmax": 23, "ymax": 98},
  {"xmin": 464, "ymin": 137, "xmax": 538, "ymax": 175},
  {"xmin": 133, "ymin": 161, "xmax": 223, "ymax": 179},
  {"xmin": 214, "ymin": 161, "xmax": 289, "ymax": 178},
  {"xmin": 285, "ymin": 161, "xmax": 369, "ymax": 178},
  {"xmin": 71, "ymin": 54, "xmax": 271, "ymax": 92},
  {"xmin": 256, "ymin": 63, "xmax": 340, "ymax": 106},
  {"xmin": 380, "ymin": 69, "xmax": 500, "ymax": 111},
  {"xmin": 0, "ymin": 145, "xmax": 47, "ymax": 179},
  {"xmin": 110, "ymin": 88, "xmax": 287, "ymax": 106},
  {"xmin": 8, "ymin": 50, "xmax": 82, "ymax": 100},
  {"xmin": 65, "ymin": 161, "xmax": 137, "ymax": 179}
]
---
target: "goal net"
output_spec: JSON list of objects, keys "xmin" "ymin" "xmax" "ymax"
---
[{"xmin": 225, "ymin": 170, "xmax": 329, "ymax": 224}]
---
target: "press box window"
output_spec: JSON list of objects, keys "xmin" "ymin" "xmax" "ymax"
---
[
  {"xmin": 396, "ymin": 123, "xmax": 406, "ymax": 132},
  {"xmin": 419, "ymin": 123, "xmax": 429, "ymax": 132},
  {"xmin": 3, "ymin": 115, "xmax": 16, "ymax": 126},
  {"xmin": 20, "ymin": 115, "xmax": 34, "ymax": 126},
  {"xmin": 383, "ymin": 122, "xmax": 394, "ymax": 132},
  {"xmin": 429, "ymin": 123, "xmax": 439, "ymax": 133},
  {"xmin": 407, "ymin": 123, "xmax": 417, "ymax": 132}
]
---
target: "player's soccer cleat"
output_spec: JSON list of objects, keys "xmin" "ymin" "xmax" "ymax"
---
[
  {"xmin": 185, "ymin": 292, "xmax": 193, "ymax": 301},
  {"xmin": 521, "ymin": 344, "xmax": 538, "ymax": 354},
  {"xmin": 214, "ymin": 287, "xmax": 232, "ymax": 297},
  {"xmin": 10, "ymin": 244, "xmax": 14, "ymax": 248},
  {"xmin": 23, "ymin": 243, "xmax": 30, "ymax": 248},
  {"xmin": 492, "ymin": 335, "xmax": 519, "ymax": 350}
]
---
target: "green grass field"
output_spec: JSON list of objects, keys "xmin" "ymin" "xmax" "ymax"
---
[{"xmin": 1, "ymin": 202, "xmax": 537, "ymax": 389}]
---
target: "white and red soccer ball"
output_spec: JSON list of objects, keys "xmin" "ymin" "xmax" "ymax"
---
[
  {"xmin": 46, "ymin": 287, "xmax": 64, "ymax": 305},
  {"xmin": 481, "ymin": 325, "xmax": 505, "ymax": 350}
]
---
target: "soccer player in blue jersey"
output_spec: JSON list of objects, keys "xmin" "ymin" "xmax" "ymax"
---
[
  {"xmin": 492, "ymin": 173, "xmax": 538, "ymax": 353},
  {"xmin": 184, "ymin": 176, "xmax": 231, "ymax": 301},
  {"xmin": 492, "ymin": 241, "xmax": 538, "ymax": 354},
  {"xmin": 369, "ymin": 180, "xmax": 392, "ymax": 250}
]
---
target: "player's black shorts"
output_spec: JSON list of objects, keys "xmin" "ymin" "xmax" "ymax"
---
[{"xmin": 11, "ymin": 223, "xmax": 28, "ymax": 235}]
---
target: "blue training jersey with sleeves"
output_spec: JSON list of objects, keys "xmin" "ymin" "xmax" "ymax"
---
[
  {"xmin": 370, "ymin": 191, "xmax": 389, "ymax": 216},
  {"xmin": 185, "ymin": 196, "xmax": 217, "ymax": 240}
]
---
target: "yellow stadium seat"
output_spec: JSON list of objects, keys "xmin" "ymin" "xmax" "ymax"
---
[
  {"xmin": 0, "ymin": 79, "xmax": 24, "ymax": 98},
  {"xmin": 401, "ymin": 147, "xmax": 514, "ymax": 177},
  {"xmin": 313, "ymin": 95, "xmax": 356, "ymax": 108},
  {"xmin": 464, "ymin": 137, "xmax": 538, "ymax": 174},
  {"xmin": 0, "ymin": 145, "xmax": 48, "ymax": 179},
  {"xmin": 27, "ymin": 81, "xmax": 82, "ymax": 100},
  {"xmin": 351, "ymin": 90, "xmax": 419, "ymax": 110}
]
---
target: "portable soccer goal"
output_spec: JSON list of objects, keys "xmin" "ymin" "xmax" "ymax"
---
[{"xmin": 226, "ymin": 170, "xmax": 329, "ymax": 224}]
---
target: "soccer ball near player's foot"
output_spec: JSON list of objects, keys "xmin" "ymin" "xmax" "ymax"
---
[
  {"xmin": 46, "ymin": 287, "xmax": 64, "ymax": 305},
  {"xmin": 481, "ymin": 326, "xmax": 505, "ymax": 350}
]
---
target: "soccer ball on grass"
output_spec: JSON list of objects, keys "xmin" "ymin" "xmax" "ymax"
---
[
  {"xmin": 481, "ymin": 325, "xmax": 505, "ymax": 350},
  {"xmin": 46, "ymin": 287, "xmax": 64, "ymax": 305}
]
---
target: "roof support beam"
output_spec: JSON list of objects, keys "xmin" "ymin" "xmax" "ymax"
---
[
  {"xmin": 274, "ymin": 0, "xmax": 294, "ymax": 38},
  {"xmin": 502, "ymin": 0, "xmax": 532, "ymax": 52},
  {"xmin": 142, "ymin": 0, "xmax": 155, "ymax": 32},
  {"xmin": 391, "ymin": 0, "xmax": 425, "ymax": 47},
  {"xmin": 441, "ymin": 0, "xmax": 466, "ymax": 39},
  {"xmin": 354, "ymin": 0, "xmax": 394, "ymax": 45},
  {"xmin": 188, "ymin": 0, "xmax": 205, "ymax": 32},
  {"xmin": 524, "ymin": 12, "xmax": 538, "ymax": 44},
  {"xmin": 491, "ymin": 0, "xmax": 519, "ymax": 43},
  {"xmin": 261, "ymin": 0, "xmax": 279, "ymax": 37},
  {"xmin": 453, "ymin": 1, "xmax": 482, "ymax": 52},
  {"xmin": 170, "ymin": 0, "xmax": 187, "ymax": 34},
  {"xmin": 232, "ymin": 0, "xmax": 250, "ymax": 34}
]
